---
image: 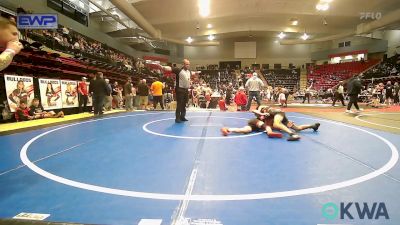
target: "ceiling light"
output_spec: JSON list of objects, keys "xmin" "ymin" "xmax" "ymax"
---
[
  {"xmin": 207, "ymin": 24, "xmax": 213, "ymax": 29},
  {"xmin": 323, "ymin": 18, "xmax": 328, "ymax": 25},
  {"xmin": 274, "ymin": 40, "xmax": 279, "ymax": 44},
  {"xmin": 316, "ymin": 3, "xmax": 329, "ymax": 11},
  {"xmin": 278, "ymin": 32, "xmax": 286, "ymax": 39},
  {"xmin": 186, "ymin": 37, "xmax": 193, "ymax": 43},
  {"xmin": 301, "ymin": 33, "xmax": 309, "ymax": 40},
  {"xmin": 198, "ymin": 0, "xmax": 210, "ymax": 17},
  {"xmin": 208, "ymin": 34, "xmax": 215, "ymax": 41},
  {"xmin": 290, "ymin": 18, "xmax": 298, "ymax": 26}
]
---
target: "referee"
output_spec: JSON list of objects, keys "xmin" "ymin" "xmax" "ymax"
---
[
  {"xmin": 165, "ymin": 59, "xmax": 191, "ymax": 123},
  {"xmin": 245, "ymin": 72, "xmax": 264, "ymax": 110}
]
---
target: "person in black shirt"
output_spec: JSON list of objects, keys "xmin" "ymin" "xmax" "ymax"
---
[
  {"xmin": 90, "ymin": 72, "xmax": 110, "ymax": 115},
  {"xmin": 29, "ymin": 98, "xmax": 64, "ymax": 119},
  {"xmin": 164, "ymin": 59, "xmax": 191, "ymax": 123},
  {"xmin": 225, "ymin": 83, "xmax": 233, "ymax": 106},
  {"xmin": 346, "ymin": 75, "xmax": 363, "ymax": 113},
  {"xmin": 384, "ymin": 81, "xmax": 394, "ymax": 106},
  {"xmin": 394, "ymin": 82, "xmax": 399, "ymax": 105}
]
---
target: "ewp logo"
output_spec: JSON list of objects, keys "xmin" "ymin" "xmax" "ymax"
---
[
  {"xmin": 322, "ymin": 202, "xmax": 389, "ymax": 220},
  {"xmin": 17, "ymin": 14, "xmax": 58, "ymax": 29}
]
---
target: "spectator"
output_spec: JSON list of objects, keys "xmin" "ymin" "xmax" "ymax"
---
[
  {"xmin": 15, "ymin": 101, "xmax": 33, "ymax": 122},
  {"xmin": 104, "ymin": 79, "xmax": 112, "ymax": 111},
  {"xmin": 394, "ymin": 82, "xmax": 399, "ymax": 105},
  {"xmin": 151, "ymin": 79, "xmax": 164, "ymax": 110},
  {"xmin": 0, "ymin": 16, "xmax": 23, "ymax": 72},
  {"xmin": 137, "ymin": 79, "xmax": 149, "ymax": 110},
  {"xmin": 332, "ymin": 81, "xmax": 346, "ymax": 106},
  {"xmin": 112, "ymin": 81, "xmax": 121, "ymax": 109},
  {"xmin": 302, "ymin": 87, "xmax": 311, "ymax": 104},
  {"xmin": 234, "ymin": 87, "xmax": 247, "ymax": 111},
  {"xmin": 29, "ymin": 98, "xmax": 64, "ymax": 119},
  {"xmin": 384, "ymin": 81, "xmax": 394, "ymax": 106},
  {"xmin": 279, "ymin": 88, "xmax": 287, "ymax": 107},
  {"xmin": 218, "ymin": 96, "xmax": 227, "ymax": 111},
  {"xmin": 225, "ymin": 83, "xmax": 233, "ymax": 106},
  {"xmin": 163, "ymin": 90, "xmax": 173, "ymax": 110},
  {"xmin": 89, "ymin": 74, "xmax": 96, "ymax": 112},
  {"xmin": 90, "ymin": 72, "xmax": 109, "ymax": 116},
  {"xmin": 346, "ymin": 75, "xmax": 363, "ymax": 113},
  {"xmin": 131, "ymin": 84, "xmax": 137, "ymax": 109},
  {"xmin": 78, "ymin": 77, "xmax": 88, "ymax": 113},
  {"xmin": 124, "ymin": 78, "xmax": 133, "ymax": 111}
]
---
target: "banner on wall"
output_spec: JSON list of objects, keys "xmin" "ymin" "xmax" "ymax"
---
[
  {"xmin": 60, "ymin": 80, "xmax": 78, "ymax": 108},
  {"xmin": 4, "ymin": 75, "xmax": 35, "ymax": 112},
  {"xmin": 38, "ymin": 78, "xmax": 62, "ymax": 110},
  {"xmin": 86, "ymin": 81, "xmax": 92, "ymax": 106}
]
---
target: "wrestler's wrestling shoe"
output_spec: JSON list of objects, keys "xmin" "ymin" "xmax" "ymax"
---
[
  {"xmin": 221, "ymin": 127, "xmax": 231, "ymax": 136},
  {"xmin": 287, "ymin": 133, "xmax": 300, "ymax": 141},
  {"xmin": 267, "ymin": 132, "xmax": 283, "ymax": 138},
  {"xmin": 312, "ymin": 123, "xmax": 320, "ymax": 132}
]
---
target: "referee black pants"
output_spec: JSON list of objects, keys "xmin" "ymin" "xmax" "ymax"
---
[
  {"xmin": 153, "ymin": 96, "xmax": 164, "ymax": 110},
  {"xmin": 347, "ymin": 95, "xmax": 359, "ymax": 110},
  {"xmin": 332, "ymin": 93, "xmax": 345, "ymax": 106},
  {"xmin": 176, "ymin": 88, "xmax": 188, "ymax": 120}
]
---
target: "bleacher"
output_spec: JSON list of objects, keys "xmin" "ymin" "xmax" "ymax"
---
[
  {"xmin": 261, "ymin": 69, "xmax": 300, "ymax": 91},
  {"xmin": 307, "ymin": 60, "xmax": 379, "ymax": 90},
  {"xmin": 199, "ymin": 70, "xmax": 236, "ymax": 86},
  {"xmin": 363, "ymin": 54, "xmax": 400, "ymax": 79}
]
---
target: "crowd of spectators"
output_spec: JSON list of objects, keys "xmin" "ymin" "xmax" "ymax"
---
[
  {"xmin": 26, "ymin": 26, "xmax": 135, "ymax": 70},
  {"xmin": 198, "ymin": 70, "xmax": 237, "ymax": 87},
  {"xmin": 363, "ymin": 54, "xmax": 400, "ymax": 79},
  {"xmin": 195, "ymin": 64, "xmax": 219, "ymax": 70},
  {"xmin": 261, "ymin": 69, "xmax": 300, "ymax": 91}
]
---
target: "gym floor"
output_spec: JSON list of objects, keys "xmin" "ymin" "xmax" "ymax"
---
[{"xmin": 0, "ymin": 106, "xmax": 399, "ymax": 225}]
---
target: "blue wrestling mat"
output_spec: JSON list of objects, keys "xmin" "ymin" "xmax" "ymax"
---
[{"xmin": 0, "ymin": 111, "xmax": 399, "ymax": 225}]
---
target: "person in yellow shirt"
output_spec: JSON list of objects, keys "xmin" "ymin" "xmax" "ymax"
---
[
  {"xmin": 151, "ymin": 79, "xmax": 164, "ymax": 110},
  {"xmin": 0, "ymin": 17, "xmax": 23, "ymax": 71}
]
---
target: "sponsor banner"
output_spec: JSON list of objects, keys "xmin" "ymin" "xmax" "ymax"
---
[
  {"xmin": 61, "ymin": 80, "xmax": 78, "ymax": 108},
  {"xmin": 38, "ymin": 78, "xmax": 62, "ymax": 110},
  {"xmin": 17, "ymin": 14, "xmax": 58, "ymax": 29},
  {"xmin": 4, "ymin": 75, "xmax": 35, "ymax": 112}
]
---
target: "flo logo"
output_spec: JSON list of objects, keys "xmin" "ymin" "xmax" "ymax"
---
[{"xmin": 322, "ymin": 202, "xmax": 389, "ymax": 220}]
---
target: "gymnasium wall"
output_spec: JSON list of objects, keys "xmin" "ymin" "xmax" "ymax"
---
[
  {"xmin": 310, "ymin": 36, "xmax": 389, "ymax": 61},
  {"xmin": 184, "ymin": 37, "xmax": 312, "ymax": 68},
  {"xmin": 383, "ymin": 30, "xmax": 400, "ymax": 57}
]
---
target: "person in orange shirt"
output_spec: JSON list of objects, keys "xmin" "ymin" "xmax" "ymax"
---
[{"xmin": 151, "ymin": 79, "xmax": 165, "ymax": 110}]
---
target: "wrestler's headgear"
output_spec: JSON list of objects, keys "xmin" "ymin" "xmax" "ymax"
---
[{"xmin": 257, "ymin": 105, "xmax": 270, "ymax": 113}]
